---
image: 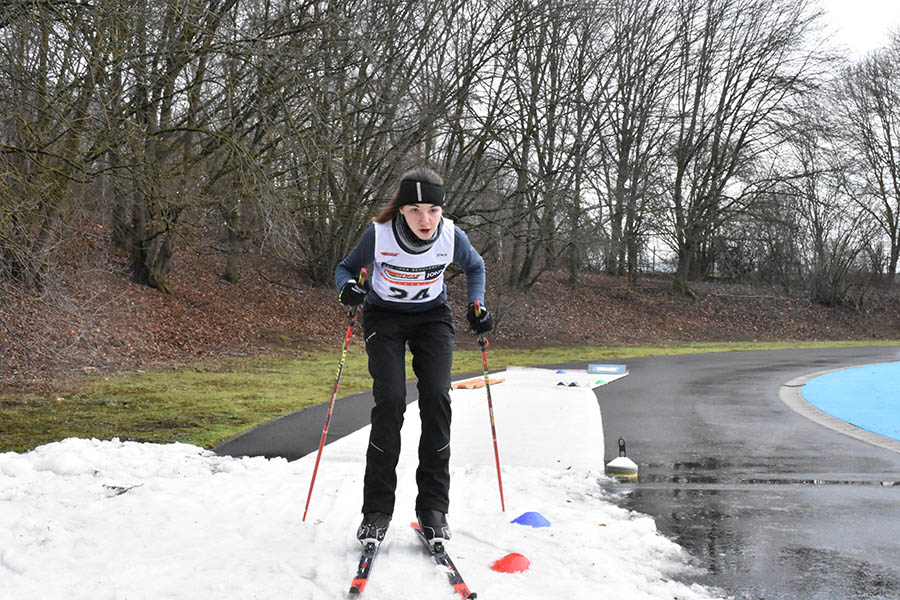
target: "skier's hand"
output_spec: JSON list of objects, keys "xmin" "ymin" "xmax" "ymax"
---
[
  {"xmin": 339, "ymin": 279, "xmax": 368, "ymax": 306},
  {"xmin": 466, "ymin": 302, "xmax": 493, "ymax": 334}
]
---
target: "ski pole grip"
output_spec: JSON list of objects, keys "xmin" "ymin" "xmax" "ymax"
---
[{"xmin": 347, "ymin": 268, "xmax": 368, "ymax": 321}]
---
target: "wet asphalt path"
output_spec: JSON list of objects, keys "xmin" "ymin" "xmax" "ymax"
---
[
  {"xmin": 216, "ymin": 346, "xmax": 900, "ymax": 599},
  {"xmin": 592, "ymin": 347, "xmax": 900, "ymax": 600}
]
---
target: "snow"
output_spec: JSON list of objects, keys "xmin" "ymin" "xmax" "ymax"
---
[{"xmin": 0, "ymin": 367, "xmax": 723, "ymax": 600}]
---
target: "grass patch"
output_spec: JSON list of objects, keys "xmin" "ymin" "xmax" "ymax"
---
[{"xmin": 2, "ymin": 339, "xmax": 898, "ymax": 453}]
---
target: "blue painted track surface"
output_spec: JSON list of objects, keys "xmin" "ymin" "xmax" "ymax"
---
[{"xmin": 803, "ymin": 361, "xmax": 900, "ymax": 442}]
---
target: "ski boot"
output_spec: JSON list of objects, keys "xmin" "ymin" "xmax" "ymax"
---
[
  {"xmin": 356, "ymin": 512, "xmax": 391, "ymax": 546},
  {"xmin": 416, "ymin": 508, "xmax": 451, "ymax": 547}
]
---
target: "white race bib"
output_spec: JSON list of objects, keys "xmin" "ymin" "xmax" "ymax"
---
[{"xmin": 371, "ymin": 217, "xmax": 455, "ymax": 303}]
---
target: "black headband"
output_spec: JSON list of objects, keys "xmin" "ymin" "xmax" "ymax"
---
[{"xmin": 397, "ymin": 179, "xmax": 445, "ymax": 207}]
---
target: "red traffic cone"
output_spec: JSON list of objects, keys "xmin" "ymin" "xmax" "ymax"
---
[{"xmin": 490, "ymin": 552, "xmax": 531, "ymax": 573}]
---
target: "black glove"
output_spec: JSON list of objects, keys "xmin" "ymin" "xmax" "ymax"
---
[
  {"xmin": 466, "ymin": 303, "xmax": 493, "ymax": 334},
  {"xmin": 338, "ymin": 279, "xmax": 367, "ymax": 306}
]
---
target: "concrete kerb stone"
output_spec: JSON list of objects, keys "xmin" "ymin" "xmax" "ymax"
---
[{"xmin": 779, "ymin": 365, "xmax": 900, "ymax": 455}]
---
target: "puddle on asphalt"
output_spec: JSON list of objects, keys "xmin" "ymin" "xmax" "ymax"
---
[
  {"xmin": 626, "ymin": 459, "xmax": 900, "ymax": 487},
  {"xmin": 600, "ymin": 463, "xmax": 900, "ymax": 599},
  {"xmin": 635, "ymin": 473, "xmax": 900, "ymax": 487}
]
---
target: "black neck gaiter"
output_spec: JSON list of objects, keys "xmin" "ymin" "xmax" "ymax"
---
[{"xmin": 393, "ymin": 213, "xmax": 442, "ymax": 254}]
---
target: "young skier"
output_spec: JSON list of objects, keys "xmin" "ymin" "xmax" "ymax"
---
[{"xmin": 335, "ymin": 167, "xmax": 492, "ymax": 548}]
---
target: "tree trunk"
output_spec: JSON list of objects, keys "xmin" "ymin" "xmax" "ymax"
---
[
  {"xmin": 671, "ymin": 240, "xmax": 697, "ymax": 297},
  {"xmin": 224, "ymin": 223, "xmax": 243, "ymax": 284}
]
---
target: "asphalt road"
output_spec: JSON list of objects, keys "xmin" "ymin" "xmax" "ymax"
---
[
  {"xmin": 215, "ymin": 380, "xmax": 422, "ymax": 461},
  {"xmin": 592, "ymin": 347, "xmax": 900, "ymax": 600},
  {"xmin": 216, "ymin": 346, "xmax": 900, "ymax": 600}
]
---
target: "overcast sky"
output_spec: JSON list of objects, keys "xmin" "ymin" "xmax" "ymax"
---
[{"xmin": 820, "ymin": 0, "xmax": 900, "ymax": 57}]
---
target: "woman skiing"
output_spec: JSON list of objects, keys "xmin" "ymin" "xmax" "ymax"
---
[{"xmin": 335, "ymin": 166, "xmax": 492, "ymax": 547}]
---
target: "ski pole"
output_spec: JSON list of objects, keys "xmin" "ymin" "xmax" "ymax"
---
[
  {"xmin": 474, "ymin": 300, "xmax": 505, "ymax": 512},
  {"xmin": 303, "ymin": 268, "xmax": 367, "ymax": 522}
]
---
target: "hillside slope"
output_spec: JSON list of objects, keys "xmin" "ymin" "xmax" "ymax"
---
[{"xmin": 3, "ymin": 232, "xmax": 899, "ymax": 388}]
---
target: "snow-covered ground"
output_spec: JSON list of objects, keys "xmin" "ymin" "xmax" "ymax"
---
[{"xmin": 1, "ymin": 367, "xmax": 723, "ymax": 600}]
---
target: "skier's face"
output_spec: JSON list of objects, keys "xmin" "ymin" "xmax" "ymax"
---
[{"xmin": 399, "ymin": 203, "xmax": 442, "ymax": 240}]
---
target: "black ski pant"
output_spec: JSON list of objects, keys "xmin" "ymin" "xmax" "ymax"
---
[{"xmin": 361, "ymin": 303, "xmax": 455, "ymax": 516}]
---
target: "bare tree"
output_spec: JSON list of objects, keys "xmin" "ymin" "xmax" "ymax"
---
[
  {"xmin": 838, "ymin": 42, "xmax": 900, "ymax": 283},
  {"xmin": 482, "ymin": 0, "xmax": 610, "ymax": 289},
  {"xmin": 0, "ymin": 1, "xmax": 109, "ymax": 288},
  {"xmin": 247, "ymin": 0, "xmax": 485, "ymax": 284},
  {"xmin": 423, "ymin": 0, "xmax": 520, "ymax": 224},
  {"xmin": 664, "ymin": 0, "xmax": 821, "ymax": 294},
  {"xmin": 596, "ymin": 0, "xmax": 679, "ymax": 289}
]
